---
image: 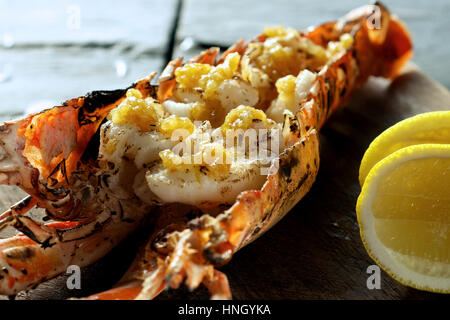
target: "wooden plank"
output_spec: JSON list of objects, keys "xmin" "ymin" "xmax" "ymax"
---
[
  {"xmin": 2, "ymin": 64, "xmax": 448, "ymax": 300},
  {"xmin": 0, "ymin": 0, "xmax": 178, "ymax": 118},
  {"xmin": 0, "ymin": 0, "xmax": 177, "ymax": 51},
  {"xmin": 0, "ymin": 48, "xmax": 164, "ymax": 117},
  {"xmin": 175, "ymin": 0, "xmax": 450, "ymax": 88}
]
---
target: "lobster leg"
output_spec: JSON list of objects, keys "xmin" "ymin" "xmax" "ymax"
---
[
  {"xmin": 0, "ymin": 196, "xmax": 66, "ymax": 248},
  {"xmin": 2, "ymin": 215, "xmax": 58, "ymax": 247},
  {"xmin": 0, "ymin": 232, "xmax": 77, "ymax": 295},
  {"xmin": 0, "ymin": 196, "xmax": 93, "ymax": 248},
  {"xmin": 84, "ymin": 212, "xmax": 234, "ymax": 300},
  {"xmin": 203, "ymin": 270, "xmax": 232, "ymax": 300},
  {"xmin": 89, "ymin": 266, "xmax": 232, "ymax": 300},
  {"xmin": 84, "ymin": 281, "xmax": 145, "ymax": 300},
  {"xmin": 0, "ymin": 196, "xmax": 38, "ymax": 231},
  {"xmin": 0, "ymin": 204, "xmax": 147, "ymax": 295}
]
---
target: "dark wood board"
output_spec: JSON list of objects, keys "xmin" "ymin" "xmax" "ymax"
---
[{"xmin": 0, "ymin": 63, "xmax": 449, "ymax": 300}]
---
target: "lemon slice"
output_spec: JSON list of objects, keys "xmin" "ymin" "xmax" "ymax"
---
[
  {"xmin": 359, "ymin": 111, "xmax": 450, "ymax": 185},
  {"xmin": 357, "ymin": 144, "xmax": 450, "ymax": 293}
]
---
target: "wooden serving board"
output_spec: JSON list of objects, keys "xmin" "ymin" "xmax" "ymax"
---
[{"xmin": 0, "ymin": 63, "xmax": 449, "ymax": 300}]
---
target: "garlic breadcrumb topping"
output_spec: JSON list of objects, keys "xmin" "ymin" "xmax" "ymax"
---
[{"xmin": 108, "ymin": 89, "xmax": 164, "ymax": 132}]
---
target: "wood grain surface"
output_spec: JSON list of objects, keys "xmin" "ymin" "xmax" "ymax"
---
[{"xmin": 0, "ymin": 63, "xmax": 448, "ymax": 300}]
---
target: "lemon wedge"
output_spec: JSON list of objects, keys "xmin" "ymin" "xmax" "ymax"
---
[
  {"xmin": 357, "ymin": 144, "xmax": 450, "ymax": 293},
  {"xmin": 359, "ymin": 111, "xmax": 450, "ymax": 185}
]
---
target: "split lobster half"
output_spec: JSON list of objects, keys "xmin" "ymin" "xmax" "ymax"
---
[{"xmin": 0, "ymin": 3, "xmax": 411, "ymax": 299}]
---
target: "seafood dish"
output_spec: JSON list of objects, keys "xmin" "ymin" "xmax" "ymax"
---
[{"xmin": 0, "ymin": 3, "xmax": 411, "ymax": 299}]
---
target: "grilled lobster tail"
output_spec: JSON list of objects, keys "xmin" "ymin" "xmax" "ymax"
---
[
  {"xmin": 0, "ymin": 3, "xmax": 411, "ymax": 298},
  {"xmin": 86, "ymin": 3, "xmax": 412, "ymax": 300}
]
